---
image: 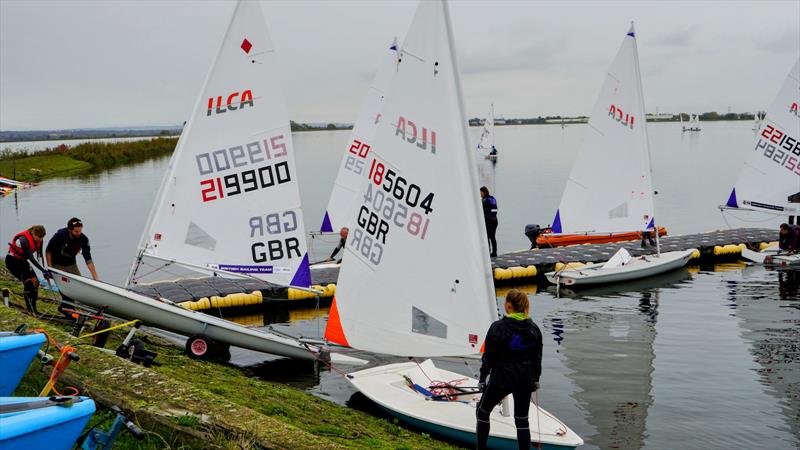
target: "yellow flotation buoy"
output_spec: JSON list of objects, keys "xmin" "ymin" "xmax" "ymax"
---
[
  {"xmin": 690, "ymin": 249, "xmax": 701, "ymax": 259},
  {"xmin": 759, "ymin": 241, "xmax": 778, "ymax": 251}
]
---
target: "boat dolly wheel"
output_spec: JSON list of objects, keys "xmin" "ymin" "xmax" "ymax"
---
[{"xmin": 186, "ymin": 335, "xmax": 211, "ymax": 359}]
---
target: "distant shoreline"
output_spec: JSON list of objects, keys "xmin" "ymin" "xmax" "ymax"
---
[{"xmin": 0, "ymin": 114, "xmax": 761, "ymax": 143}]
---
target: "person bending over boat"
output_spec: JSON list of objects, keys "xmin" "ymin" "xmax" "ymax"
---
[
  {"xmin": 480, "ymin": 186, "xmax": 498, "ymax": 257},
  {"xmin": 476, "ymin": 290, "xmax": 542, "ymax": 450},
  {"xmin": 779, "ymin": 223, "xmax": 800, "ymax": 252},
  {"xmin": 325, "ymin": 227, "xmax": 349, "ymax": 263},
  {"xmin": 46, "ymin": 218, "xmax": 98, "ymax": 315},
  {"xmin": 5, "ymin": 225, "xmax": 50, "ymax": 314}
]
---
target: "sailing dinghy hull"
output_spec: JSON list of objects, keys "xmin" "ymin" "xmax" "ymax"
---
[
  {"xmin": 741, "ymin": 248, "xmax": 800, "ymax": 266},
  {"xmin": 536, "ymin": 227, "xmax": 667, "ymax": 248},
  {"xmin": 50, "ymin": 269, "xmax": 363, "ymax": 363},
  {"xmin": 545, "ymin": 249, "xmax": 696, "ymax": 286},
  {"xmin": 347, "ymin": 360, "xmax": 583, "ymax": 450}
]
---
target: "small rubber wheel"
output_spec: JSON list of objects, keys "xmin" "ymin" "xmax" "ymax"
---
[
  {"xmin": 91, "ymin": 320, "xmax": 111, "ymax": 348},
  {"xmin": 185, "ymin": 335, "xmax": 210, "ymax": 358}
]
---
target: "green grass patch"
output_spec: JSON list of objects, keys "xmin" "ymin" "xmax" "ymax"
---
[{"xmin": 0, "ymin": 138, "xmax": 177, "ymax": 182}]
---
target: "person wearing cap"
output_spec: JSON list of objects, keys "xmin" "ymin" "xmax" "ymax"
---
[
  {"xmin": 45, "ymin": 217, "xmax": 98, "ymax": 279},
  {"xmin": 6, "ymin": 224, "xmax": 49, "ymax": 314}
]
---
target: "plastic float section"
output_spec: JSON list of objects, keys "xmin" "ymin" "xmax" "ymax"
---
[
  {"xmin": 180, "ymin": 284, "xmax": 337, "ymax": 311},
  {"xmin": 492, "ymin": 265, "xmax": 537, "ymax": 281},
  {"xmin": 712, "ymin": 243, "xmax": 747, "ymax": 256}
]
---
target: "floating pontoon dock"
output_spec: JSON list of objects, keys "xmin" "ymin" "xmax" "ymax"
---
[{"xmin": 132, "ymin": 228, "xmax": 777, "ymax": 311}]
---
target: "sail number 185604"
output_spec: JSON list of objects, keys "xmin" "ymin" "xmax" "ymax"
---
[{"xmin": 368, "ymin": 160, "xmax": 434, "ymax": 214}]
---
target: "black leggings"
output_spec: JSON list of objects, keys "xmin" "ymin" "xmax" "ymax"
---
[
  {"xmin": 5, "ymin": 254, "xmax": 39, "ymax": 313},
  {"xmin": 486, "ymin": 218, "xmax": 498, "ymax": 256},
  {"xmin": 476, "ymin": 383, "xmax": 533, "ymax": 450}
]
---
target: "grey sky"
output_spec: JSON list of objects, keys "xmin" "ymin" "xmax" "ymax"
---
[{"xmin": 1, "ymin": 0, "xmax": 798, "ymax": 130}]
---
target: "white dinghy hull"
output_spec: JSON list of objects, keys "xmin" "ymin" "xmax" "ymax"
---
[
  {"xmin": 347, "ymin": 360, "xmax": 583, "ymax": 450},
  {"xmin": 51, "ymin": 269, "xmax": 363, "ymax": 364},
  {"xmin": 545, "ymin": 249, "xmax": 696, "ymax": 286},
  {"xmin": 741, "ymin": 248, "xmax": 800, "ymax": 266}
]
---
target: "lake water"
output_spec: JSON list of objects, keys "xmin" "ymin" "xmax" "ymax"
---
[{"xmin": 1, "ymin": 122, "xmax": 797, "ymax": 449}]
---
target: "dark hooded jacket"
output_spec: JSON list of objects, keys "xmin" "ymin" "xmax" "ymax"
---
[
  {"xmin": 779, "ymin": 224, "xmax": 800, "ymax": 251},
  {"xmin": 479, "ymin": 316, "xmax": 542, "ymax": 392}
]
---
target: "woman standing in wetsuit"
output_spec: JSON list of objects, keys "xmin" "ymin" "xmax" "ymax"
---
[
  {"xmin": 476, "ymin": 289, "xmax": 542, "ymax": 450},
  {"xmin": 480, "ymin": 186, "xmax": 498, "ymax": 257},
  {"xmin": 5, "ymin": 225, "xmax": 49, "ymax": 314}
]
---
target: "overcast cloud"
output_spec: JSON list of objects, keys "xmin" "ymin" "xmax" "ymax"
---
[{"xmin": 1, "ymin": 0, "xmax": 798, "ymax": 130}]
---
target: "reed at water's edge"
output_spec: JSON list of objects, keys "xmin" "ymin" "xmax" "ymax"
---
[{"xmin": 0, "ymin": 137, "xmax": 178, "ymax": 182}]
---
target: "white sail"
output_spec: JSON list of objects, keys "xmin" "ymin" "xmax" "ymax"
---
[
  {"xmin": 326, "ymin": 0, "xmax": 497, "ymax": 357},
  {"xmin": 724, "ymin": 59, "xmax": 800, "ymax": 215},
  {"xmin": 135, "ymin": 0, "xmax": 310, "ymax": 287},
  {"xmin": 476, "ymin": 104, "xmax": 496, "ymax": 191},
  {"xmin": 476, "ymin": 104, "xmax": 495, "ymax": 152},
  {"xmin": 550, "ymin": 24, "xmax": 656, "ymax": 235},
  {"xmin": 321, "ymin": 39, "xmax": 400, "ymax": 232}
]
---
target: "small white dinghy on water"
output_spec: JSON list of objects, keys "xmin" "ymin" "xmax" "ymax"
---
[
  {"xmin": 741, "ymin": 246, "xmax": 800, "ymax": 267},
  {"xmin": 546, "ymin": 248, "xmax": 696, "ymax": 287},
  {"xmin": 51, "ymin": 0, "xmax": 363, "ymax": 365},
  {"xmin": 324, "ymin": 1, "xmax": 582, "ymax": 448},
  {"xmin": 544, "ymin": 24, "xmax": 696, "ymax": 287}
]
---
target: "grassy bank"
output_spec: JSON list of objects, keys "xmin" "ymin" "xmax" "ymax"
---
[
  {"xmin": 0, "ymin": 138, "xmax": 177, "ymax": 182},
  {"xmin": 0, "ymin": 263, "xmax": 457, "ymax": 449}
]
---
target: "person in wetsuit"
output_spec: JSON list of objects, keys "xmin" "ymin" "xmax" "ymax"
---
[
  {"xmin": 325, "ymin": 227, "xmax": 349, "ymax": 263},
  {"xmin": 46, "ymin": 218, "xmax": 98, "ymax": 316},
  {"xmin": 6, "ymin": 225, "xmax": 49, "ymax": 314},
  {"xmin": 480, "ymin": 186, "xmax": 498, "ymax": 257},
  {"xmin": 476, "ymin": 289, "xmax": 542, "ymax": 450},
  {"xmin": 45, "ymin": 217, "xmax": 98, "ymax": 279},
  {"xmin": 779, "ymin": 223, "xmax": 800, "ymax": 252}
]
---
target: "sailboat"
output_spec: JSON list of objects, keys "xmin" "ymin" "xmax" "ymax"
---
[
  {"xmin": 477, "ymin": 104, "xmax": 498, "ymax": 161},
  {"xmin": 541, "ymin": 24, "xmax": 695, "ymax": 286},
  {"xmin": 320, "ymin": 39, "xmax": 400, "ymax": 235},
  {"xmin": 50, "ymin": 0, "xmax": 356, "ymax": 363},
  {"xmin": 536, "ymin": 24, "xmax": 668, "ymax": 249},
  {"xmin": 476, "ymin": 104, "xmax": 497, "ymax": 191},
  {"xmin": 722, "ymin": 59, "xmax": 800, "ymax": 266},
  {"xmin": 324, "ymin": 1, "xmax": 582, "ymax": 448},
  {"xmin": 682, "ymin": 114, "xmax": 701, "ymax": 132}
]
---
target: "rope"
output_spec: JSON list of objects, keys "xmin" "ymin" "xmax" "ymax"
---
[
  {"xmin": 29, "ymin": 328, "xmax": 80, "ymax": 397},
  {"xmin": 78, "ymin": 319, "xmax": 140, "ymax": 339}
]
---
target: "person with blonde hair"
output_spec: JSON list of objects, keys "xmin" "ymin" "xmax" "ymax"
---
[
  {"xmin": 476, "ymin": 289, "xmax": 543, "ymax": 450},
  {"xmin": 5, "ymin": 225, "xmax": 49, "ymax": 314}
]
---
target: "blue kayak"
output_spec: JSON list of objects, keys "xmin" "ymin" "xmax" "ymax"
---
[
  {"xmin": 0, "ymin": 396, "xmax": 96, "ymax": 450},
  {"xmin": 0, "ymin": 332, "xmax": 46, "ymax": 396}
]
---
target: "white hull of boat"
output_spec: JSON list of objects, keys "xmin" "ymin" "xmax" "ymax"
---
[
  {"xmin": 50, "ymin": 269, "xmax": 363, "ymax": 364},
  {"xmin": 347, "ymin": 360, "xmax": 583, "ymax": 449},
  {"xmin": 545, "ymin": 249, "xmax": 696, "ymax": 286},
  {"xmin": 741, "ymin": 248, "xmax": 800, "ymax": 266}
]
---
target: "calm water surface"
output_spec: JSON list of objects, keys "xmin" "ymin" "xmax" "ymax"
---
[{"xmin": 1, "ymin": 122, "xmax": 797, "ymax": 449}]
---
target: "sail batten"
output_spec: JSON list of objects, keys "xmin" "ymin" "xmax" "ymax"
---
[
  {"xmin": 550, "ymin": 24, "xmax": 655, "ymax": 235},
  {"xmin": 724, "ymin": 59, "xmax": 800, "ymax": 215},
  {"xmin": 326, "ymin": 0, "xmax": 497, "ymax": 358},
  {"xmin": 132, "ymin": 0, "xmax": 310, "ymax": 287}
]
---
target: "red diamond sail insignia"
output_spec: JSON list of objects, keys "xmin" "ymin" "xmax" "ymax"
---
[{"xmin": 241, "ymin": 38, "xmax": 252, "ymax": 54}]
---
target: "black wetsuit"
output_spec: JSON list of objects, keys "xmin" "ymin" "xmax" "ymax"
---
[
  {"xmin": 6, "ymin": 232, "xmax": 46, "ymax": 314},
  {"xmin": 482, "ymin": 195, "xmax": 498, "ymax": 257},
  {"xmin": 779, "ymin": 224, "xmax": 800, "ymax": 251},
  {"xmin": 477, "ymin": 316, "xmax": 542, "ymax": 450},
  {"xmin": 46, "ymin": 227, "xmax": 92, "ymax": 268},
  {"xmin": 329, "ymin": 237, "xmax": 346, "ymax": 262}
]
